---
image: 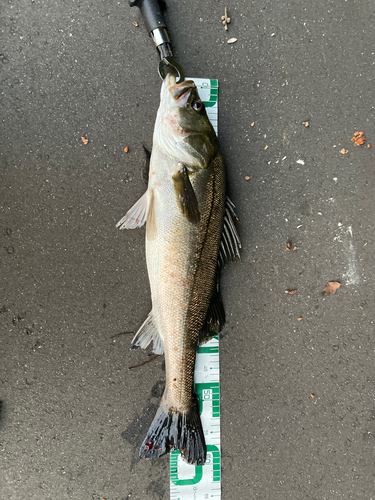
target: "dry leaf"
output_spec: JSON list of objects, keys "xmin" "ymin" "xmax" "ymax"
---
[
  {"xmin": 132, "ymin": 21, "xmax": 138, "ymax": 27},
  {"xmin": 244, "ymin": 175, "xmax": 250, "ymax": 180},
  {"xmin": 227, "ymin": 38, "xmax": 237, "ymax": 44},
  {"xmin": 351, "ymin": 131, "xmax": 365, "ymax": 146},
  {"xmin": 368, "ymin": 144, "xmax": 371, "ymax": 148},
  {"xmin": 251, "ymin": 122, "xmax": 255, "ymax": 126},
  {"xmin": 285, "ymin": 289, "xmax": 297, "ymax": 294},
  {"xmin": 323, "ymin": 281, "xmax": 341, "ymax": 295},
  {"xmin": 302, "ymin": 121, "xmax": 309, "ymax": 127},
  {"xmin": 286, "ymin": 241, "xmax": 292, "ymax": 251},
  {"xmin": 298, "ymin": 317, "xmax": 302, "ymax": 321},
  {"xmin": 124, "ymin": 146, "xmax": 129, "ymax": 153},
  {"xmin": 340, "ymin": 148, "xmax": 348, "ymax": 154},
  {"xmin": 81, "ymin": 136, "xmax": 88, "ymax": 145}
]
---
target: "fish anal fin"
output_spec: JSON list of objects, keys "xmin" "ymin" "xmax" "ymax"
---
[
  {"xmin": 116, "ymin": 190, "xmax": 149, "ymax": 229},
  {"xmin": 139, "ymin": 394, "xmax": 206, "ymax": 465},
  {"xmin": 131, "ymin": 312, "xmax": 164, "ymax": 355},
  {"xmin": 146, "ymin": 189, "xmax": 158, "ymax": 241},
  {"xmin": 172, "ymin": 164, "xmax": 200, "ymax": 224}
]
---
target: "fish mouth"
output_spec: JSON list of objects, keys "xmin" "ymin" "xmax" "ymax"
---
[{"xmin": 169, "ymin": 80, "xmax": 195, "ymax": 105}]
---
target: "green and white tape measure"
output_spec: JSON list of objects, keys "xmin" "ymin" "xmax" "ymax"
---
[{"xmin": 170, "ymin": 79, "xmax": 221, "ymax": 500}]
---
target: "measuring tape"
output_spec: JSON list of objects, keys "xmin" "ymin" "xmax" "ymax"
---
[
  {"xmin": 170, "ymin": 336, "xmax": 221, "ymax": 500},
  {"xmin": 170, "ymin": 79, "xmax": 221, "ymax": 500}
]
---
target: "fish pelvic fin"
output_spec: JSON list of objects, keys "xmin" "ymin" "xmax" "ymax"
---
[
  {"xmin": 139, "ymin": 395, "xmax": 206, "ymax": 466},
  {"xmin": 146, "ymin": 189, "xmax": 158, "ymax": 241},
  {"xmin": 218, "ymin": 196, "xmax": 241, "ymax": 268},
  {"xmin": 172, "ymin": 163, "xmax": 200, "ymax": 224},
  {"xmin": 141, "ymin": 145, "xmax": 151, "ymax": 185},
  {"xmin": 116, "ymin": 190, "xmax": 149, "ymax": 229},
  {"xmin": 131, "ymin": 312, "xmax": 164, "ymax": 355}
]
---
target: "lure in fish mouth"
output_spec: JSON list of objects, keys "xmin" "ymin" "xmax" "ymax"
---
[{"xmin": 117, "ymin": 75, "xmax": 240, "ymax": 465}]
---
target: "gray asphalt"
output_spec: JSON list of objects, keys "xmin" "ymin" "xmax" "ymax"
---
[{"xmin": 1, "ymin": 1, "xmax": 375, "ymax": 499}]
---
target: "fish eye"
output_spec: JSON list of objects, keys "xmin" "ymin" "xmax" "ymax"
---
[{"xmin": 191, "ymin": 100, "xmax": 204, "ymax": 112}]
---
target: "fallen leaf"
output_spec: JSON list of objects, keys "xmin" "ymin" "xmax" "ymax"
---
[
  {"xmin": 311, "ymin": 393, "xmax": 315, "ymax": 398},
  {"xmin": 132, "ymin": 21, "xmax": 138, "ymax": 27},
  {"xmin": 251, "ymin": 122, "xmax": 255, "ymax": 126},
  {"xmin": 368, "ymin": 144, "xmax": 371, "ymax": 148},
  {"xmin": 323, "ymin": 281, "xmax": 341, "ymax": 295},
  {"xmin": 244, "ymin": 175, "xmax": 250, "ymax": 180},
  {"xmin": 81, "ymin": 136, "xmax": 88, "ymax": 145},
  {"xmin": 298, "ymin": 317, "xmax": 302, "ymax": 321},
  {"xmin": 286, "ymin": 241, "xmax": 292, "ymax": 251},
  {"xmin": 124, "ymin": 146, "xmax": 129, "ymax": 153},
  {"xmin": 285, "ymin": 289, "xmax": 297, "ymax": 294},
  {"xmin": 351, "ymin": 131, "xmax": 365, "ymax": 146},
  {"xmin": 227, "ymin": 38, "xmax": 237, "ymax": 44},
  {"xmin": 302, "ymin": 121, "xmax": 309, "ymax": 127},
  {"xmin": 340, "ymin": 148, "xmax": 348, "ymax": 154}
]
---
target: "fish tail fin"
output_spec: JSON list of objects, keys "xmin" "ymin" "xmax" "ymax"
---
[{"xmin": 139, "ymin": 395, "xmax": 206, "ymax": 465}]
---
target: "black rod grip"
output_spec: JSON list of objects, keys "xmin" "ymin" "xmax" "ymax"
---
[{"xmin": 129, "ymin": 0, "xmax": 167, "ymax": 33}]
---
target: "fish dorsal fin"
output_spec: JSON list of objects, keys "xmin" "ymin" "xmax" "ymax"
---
[
  {"xmin": 199, "ymin": 197, "xmax": 240, "ymax": 345},
  {"xmin": 131, "ymin": 312, "xmax": 164, "ymax": 355},
  {"xmin": 199, "ymin": 269, "xmax": 225, "ymax": 345},
  {"xmin": 218, "ymin": 196, "xmax": 241, "ymax": 268},
  {"xmin": 172, "ymin": 163, "xmax": 200, "ymax": 224},
  {"xmin": 146, "ymin": 189, "xmax": 158, "ymax": 240},
  {"xmin": 116, "ymin": 190, "xmax": 150, "ymax": 229}
]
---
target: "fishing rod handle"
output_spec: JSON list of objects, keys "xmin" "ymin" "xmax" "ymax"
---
[{"xmin": 129, "ymin": 0, "xmax": 167, "ymax": 34}]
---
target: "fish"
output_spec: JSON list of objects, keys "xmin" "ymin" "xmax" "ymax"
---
[{"xmin": 117, "ymin": 73, "xmax": 240, "ymax": 465}]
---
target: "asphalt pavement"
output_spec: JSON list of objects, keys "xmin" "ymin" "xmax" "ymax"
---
[{"xmin": 1, "ymin": 0, "xmax": 375, "ymax": 499}]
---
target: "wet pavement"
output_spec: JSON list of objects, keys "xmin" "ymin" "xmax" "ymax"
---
[{"xmin": 1, "ymin": 0, "xmax": 375, "ymax": 498}]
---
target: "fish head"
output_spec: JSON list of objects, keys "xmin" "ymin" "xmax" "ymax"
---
[{"xmin": 155, "ymin": 74, "xmax": 217, "ymax": 168}]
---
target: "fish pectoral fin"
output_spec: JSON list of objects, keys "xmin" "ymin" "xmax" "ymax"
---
[
  {"xmin": 131, "ymin": 312, "xmax": 164, "ymax": 355},
  {"xmin": 116, "ymin": 190, "xmax": 150, "ymax": 229},
  {"xmin": 199, "ymin": 270, "xmax": 225, "ymax": 345},
  {"xmin": 218, "ymin": 196, "xmax": 241, "ymax": 267},
  {"xmin": 172, "ymin": 164, "xmax": 200, "ymax": 224}
]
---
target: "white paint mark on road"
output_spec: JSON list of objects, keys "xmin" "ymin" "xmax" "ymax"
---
[{"xmin": 343, "ymin": 226, "xmax": 359, "ymax": 285}]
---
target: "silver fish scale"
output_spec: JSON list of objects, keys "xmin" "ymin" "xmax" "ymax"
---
[{"xmin": 146, "ymin": 144, "xmax": 225, "ymax": 411}]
